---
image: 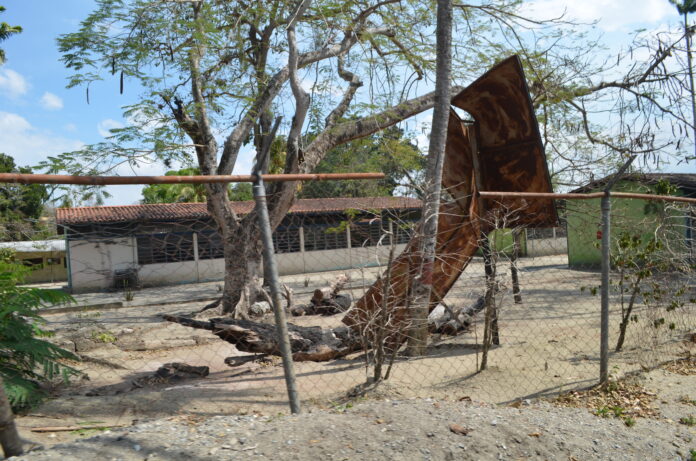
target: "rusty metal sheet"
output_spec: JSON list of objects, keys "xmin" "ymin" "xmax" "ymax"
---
[
  {"xmin": 343, "ymin": 116, "xmax": 481, "ymax": 337},
  {"xmin": 343, "ymin": 55, "xmax": 557, "ymax": 341},
  {"xmin": 452, "ymin": 55, "xmax": 557, "ymax": 227}
]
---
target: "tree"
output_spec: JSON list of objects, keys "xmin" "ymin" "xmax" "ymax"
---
[
  {"xmin": 142, "ymin": 167, "xmax": 254, "ymax": 203},
  {"xmin": 53, "ymin": 0, "xmax": 473, "ymax": 313},
  {"xmin": 51, "ymin": 0, "xmax": 692, "ymax": 315},
  {"xmin": 669, "ymin": 0, "xmax": 696, "ymax": 160},
  {"xmin": 0, "ymin": 5, "xmax": 21, "ymax": 64},
  {"xmin": 299, "ymin": 127, "xmax": 423, "ymax": 199},
  {"xmin": 0, "ymin": 257, "xmax": 79, "ymax": 411},
  {"xmin": 0, "ymin": 154, "xmax": 48, "ymax": 241},
  {"xmin": 142, "ymin": 167, "xmax": 207, "ymax": 203},
  {"xmin": 407, "ymin": 0, "xmax": 452, "ymax": 355}
]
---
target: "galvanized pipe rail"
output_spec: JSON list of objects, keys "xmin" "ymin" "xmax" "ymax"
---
[
  {"xmin": 479, "ymin": 190, "xmax": 696, "ymax": 204},
  {"xmin": 0, "ymin": 172, "xmax": 385, "ymax": 185}
]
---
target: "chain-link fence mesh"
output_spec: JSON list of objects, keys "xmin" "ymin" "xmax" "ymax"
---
[{"xmin": 1, "ymin": 182, "xmax": 694, "ymax": 424}]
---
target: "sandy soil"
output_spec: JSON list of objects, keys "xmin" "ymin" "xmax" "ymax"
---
[
  {"xmin": 14, "ymin": 254, "xmax": 695, "ymax": 451},
  {"xmin": 11, "ymin": 375, "xmax": 696, "ymax": 460}
]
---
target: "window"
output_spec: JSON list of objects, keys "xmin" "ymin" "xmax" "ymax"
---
[
  {"xmin": 137, "ymin": 232, "xmax": 195, "ymax": 264},
  {"xmin": 304, "ymin": 225, "xmax": 347, "ymax": 251},
  {"xmin": 197, "ymin": 231, "xmax": 224, "ymax": 260},
  {"xmin": 22, "ymin": 257, "xmax": 44, "ymax": 267},
  {"xmin": 273, "ymin": 226, "xmax": 301, "ymax": 253},
  {"xmin": 350, "ymin": 220, "xmax": 384, "ymax": 247}
]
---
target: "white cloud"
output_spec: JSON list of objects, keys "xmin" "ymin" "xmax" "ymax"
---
[
  {"xmin": 0, "ymin": 68, "xmax": 29, "ymax": 99},
  {"xmin": 97, "ymin": 118, "xmax": 124, "ymax": 138},
  {"xmin": 39, "ymin": 92, "xmax": 64, "ymax": 111},
  {"xmin": 64, "ymin": 123, "xmax": 77, "ymax": 132},
  {"xmin": 520, "ymin": 0, "xmax": 676, "ymax": 32},
  {"xmin": 0, "ymin": 111, "xmax": 83, "ymax": 166}
]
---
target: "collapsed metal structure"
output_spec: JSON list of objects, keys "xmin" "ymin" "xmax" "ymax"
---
[{"xmin": 343, "ymin": 55, "xmax": 558, "ymax": 338}]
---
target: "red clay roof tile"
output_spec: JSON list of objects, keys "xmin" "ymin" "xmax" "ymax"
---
[{"xmin": 56, "ymin": 197, "xmax": 421, "ymax": 225}]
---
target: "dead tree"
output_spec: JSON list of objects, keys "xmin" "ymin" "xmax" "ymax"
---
[{"xmin": 163, "ymin": 315, "xmax": 361, "ymax": 362}]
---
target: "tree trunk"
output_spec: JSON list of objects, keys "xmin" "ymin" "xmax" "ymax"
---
[
  {"xmin": 406, "ymin": 0, "xmax": 453, "ymax": 356},
  {"xmin": 0, "ymin": 378, "xmax": 23, "ymax": 458},
  {"xmin": 511, "ymin": 229, "xmax": 522, "ymax": 304},
  {"xmin": 685, "ymin": 12, "xmax": 696, "ymax": 160},
  {"xmin": 615, "ymin": 283, "xmax": 640, "ymax": 352},
  {"xmin": 217, "ymin": 210, "xmax": 265, "ymax": 314}
]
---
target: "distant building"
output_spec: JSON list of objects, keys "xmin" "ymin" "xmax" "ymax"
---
[
  {"xmin": 565, "ymin": 173, "xmax": 696, "ymax": 268},
  {"xmin": 0, "ymin": 240, "xmax": 67, "ymax": 283},
  {"xmin": 57, "ymin": 197, "xmax": 421, "ymax": 293}
]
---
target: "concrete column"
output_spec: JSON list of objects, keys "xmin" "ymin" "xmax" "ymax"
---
[
  {"xmin": 299, "ymin": 226, "xmax": 306, "ymax": 273},
  {"xmin": 193, "ymin": 233, "xmax": 200, "ymax": 283}
]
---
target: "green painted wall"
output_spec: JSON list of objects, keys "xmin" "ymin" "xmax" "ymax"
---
[
  {"xmin": 476, "ymin": 228, "xmax": 527, "ymax": 257},
  {"xmin": 566, "ymin": 180, "xmax": 688, "ymax": 268}
]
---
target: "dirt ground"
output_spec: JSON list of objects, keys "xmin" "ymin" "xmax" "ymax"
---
[
  {"xmin": 15, "ymin": 254, "xmax": 696, "ymax": 451},
  {"xmin": 11, "ymin": 366, "xmax": 696, "ymax": 460}
]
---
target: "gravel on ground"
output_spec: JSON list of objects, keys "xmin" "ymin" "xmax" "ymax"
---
[{"xmin": 10, "ymin": 398, "xmax": 696, "ymax": 461}]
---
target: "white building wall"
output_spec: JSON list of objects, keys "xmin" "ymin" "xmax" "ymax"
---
[
  {"xmin": 68, "ymin": 220, "xmax": 411, "ymax": 292},
  {"xmin": 68, "ymin": 237, "xmax": 136, "ymax": 292},
  {"xmin": 138, "ymin": 261, "xmax": 201, "ymax": 285}
]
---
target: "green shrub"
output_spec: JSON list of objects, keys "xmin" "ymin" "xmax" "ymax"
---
[{"xmin": 0, "ymin": 260, "xmax": 80, "ymax": 410}]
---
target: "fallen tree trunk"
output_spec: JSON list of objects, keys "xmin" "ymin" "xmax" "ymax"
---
[{"xmin": 163, "ymin": 315, "xmax": 361, "ymax": 362}]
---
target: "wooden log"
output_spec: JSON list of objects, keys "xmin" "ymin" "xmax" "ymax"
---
[
  {"xmin": 310, "ymin": 273, "xmax": 349, "ymax": 305},
  {"xmin": 163, "ymin": 315, "xmax": 361, "ymax": 362}
]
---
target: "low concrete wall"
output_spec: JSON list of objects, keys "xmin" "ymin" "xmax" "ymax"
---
[
  {"xmin": 526, "ymin": 237, "xmax": 567, "ymax": 257},
  {"xmin": 69, "ymin": 237, "xmax": 407, "ymax": 292},
  {"xmin": 138, "ymin": 260, "xmax": 201, "ymax": 286}
]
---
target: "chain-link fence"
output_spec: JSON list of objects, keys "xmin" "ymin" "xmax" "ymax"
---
[{"xmin": 1, "ymin": 180, "xmax": 694, "ymax": 426}]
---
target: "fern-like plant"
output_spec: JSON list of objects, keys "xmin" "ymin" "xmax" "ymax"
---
[{"xmin": 0, "ymin": 260, "xmax": 79, "ymax": 410}]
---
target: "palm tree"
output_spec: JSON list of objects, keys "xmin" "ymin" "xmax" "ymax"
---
[
  {"xmin": 670, "ymin": 0, "xmax": 696, "ymax": 158},
  {"xmin": 0, "ymin": 5, "xmax": 22, "ymax": 64}
]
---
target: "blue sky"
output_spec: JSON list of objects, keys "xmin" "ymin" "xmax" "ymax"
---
[{"xmin": 0, "ymin": 1, "xmax": 691, "ymax": 205}]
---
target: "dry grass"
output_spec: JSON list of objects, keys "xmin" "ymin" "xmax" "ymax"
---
[
  {"xmin": 553, "ymin": 378, "xmax": 659, "ymax": 422},
  {"xmin": 662, "ymin": 354, "xmax": 696, "ymax": 376}
]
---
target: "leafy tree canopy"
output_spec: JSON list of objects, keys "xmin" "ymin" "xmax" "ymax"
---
[
  {"xmin": 142, "ymin": 167, "xmax": 253, "ymax": 203},
  {"xmin": 299, "ymin": 127, "xmax": 423, "ymax": 199},
  {"xmin": 0, "ymin": 154, "xmax": 48, "ymax": 241},
  {"xmin": 669, "ymin": 0, "xmax": 696, "ymax": 15},
  {"xmin": 0, "ymin": 5, "xmax": 22, "ymax": 64}
]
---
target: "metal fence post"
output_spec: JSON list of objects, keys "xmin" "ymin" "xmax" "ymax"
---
[
  {"xmin": 599, "ymin": 192, "xmax": 611, "ymax": 384},
  {"xmin": 253, "ymin": 176, "xmax": 301, "ymax": 414}
]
